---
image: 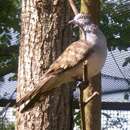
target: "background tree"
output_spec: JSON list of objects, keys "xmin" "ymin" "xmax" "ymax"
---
[{"xmin": 16, "ymin": 0, "xmax": 73, "ymax": 130}]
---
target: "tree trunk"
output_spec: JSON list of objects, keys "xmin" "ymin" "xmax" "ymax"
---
[
  {"xmin": 16, "ymin": 0, "xmax": 73, "ymax": 130},
  {"xmin": 80, "ymin": 0, "xmax": 101, "ymax": 130}
]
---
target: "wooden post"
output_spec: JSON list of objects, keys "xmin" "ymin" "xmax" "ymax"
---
[
  {"xmin": 80, "ymin": 0, "xmax": 101, "ymax": 130},
  {"xmin": 79, "ymin": 62, "xmax": 88, "ymax": 130}
]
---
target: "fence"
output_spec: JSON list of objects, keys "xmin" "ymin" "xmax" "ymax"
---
[
  {"xmin": 0, "ymin": 99, "xmax": 15, "ymax": 130},
  {"xmin": 102, "ymin": 102, "xmax": 130, "ymax": 130},
  {"xmin": 0, "ymin": 99, "xmax": 130, "ymax": 130}
]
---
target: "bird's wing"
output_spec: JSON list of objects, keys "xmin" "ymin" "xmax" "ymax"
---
[
  {"xmin": 46, "ymin": 40, "xmax": 93, "ymax": 74},
  {"xmin": 16, "ymin": 75, "xmax": 54, "ymax": 107},
  {"xmin": 16, "ymin": 40, "xmax": 93, "ymax": 111}
]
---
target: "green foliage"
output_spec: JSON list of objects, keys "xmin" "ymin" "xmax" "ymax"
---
[
  {"xmin": 0, "ymin": 118, "xmax": 15, "ymax": 130},
  {"xmin": 0, "ymin": 0, "xmax": 20, "ymax": 35},
  {"xmin": 100, "ymin": 0, "xmax": 130, "ymax": 50},
  {"xmin": 0, "ymin": 109, "xmax": 15, "ymax": 130},
  {"xmin": 0, "ymin": 0, "xmax": 20, "ymax": 80},
  {"xmin": 73, "ymin": 109, "xmax": 81, "ymax": 129}
]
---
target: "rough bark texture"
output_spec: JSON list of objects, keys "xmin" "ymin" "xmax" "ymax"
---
[
  {"xmin": 80, "ymin": 0, "xmax": 101, "ymax": 130},
  {"xmin": 83, "ymin": 75, "xmax": 101, "ymax": 130},
  {"xmin": 16, "ymin": 0, "xmax": 73, "ymax": 130}
]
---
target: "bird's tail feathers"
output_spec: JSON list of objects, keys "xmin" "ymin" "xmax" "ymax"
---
[{"xmin": 16, "ymin": 74, "xmax": 56, "ymax": 108}]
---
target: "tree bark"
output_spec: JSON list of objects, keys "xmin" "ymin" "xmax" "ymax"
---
[
  {"xmin": 16, "ymin": 0, "xmax": 73, "ymax": 130},
  {"xmin": 80, "ymin": 0, "xmax": 101, "ymax": 130}
]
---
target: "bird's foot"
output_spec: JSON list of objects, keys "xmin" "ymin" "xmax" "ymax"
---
[{"xmin": 84, "ymin": 91, "xmax": 99, "ymax": 105}]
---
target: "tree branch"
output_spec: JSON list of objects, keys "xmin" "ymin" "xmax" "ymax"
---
[{"xmin": 68, "ymin": 0, "xmax": 79, "ymax": 15}]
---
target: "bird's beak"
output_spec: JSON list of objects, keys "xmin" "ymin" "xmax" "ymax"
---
[
  {"xmin": 68, "ymin": 20, "xmax": 78, "ymax": 28},
  {"xmin": 68, "ymin": 19, "xmax": 75, "ymax": 24}
]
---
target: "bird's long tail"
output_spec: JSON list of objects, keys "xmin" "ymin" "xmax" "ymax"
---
[{"xmin": 16, "ymin": 74, "xmax": 57, "ymax": 112}]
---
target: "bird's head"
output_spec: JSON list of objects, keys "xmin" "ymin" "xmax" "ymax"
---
[{"xmin": 68, "ymin": 13, "xmax": 97, "ymax": 34}]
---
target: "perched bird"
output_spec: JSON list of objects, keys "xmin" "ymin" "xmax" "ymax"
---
[{"xmin": 16, "ymin": 14, "xmax": 107, "ymax": 112}]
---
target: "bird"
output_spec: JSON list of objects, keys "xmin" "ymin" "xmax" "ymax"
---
[{"xmin": 16, "ymin": 13, "xmax": 107, "ymax": 112}]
